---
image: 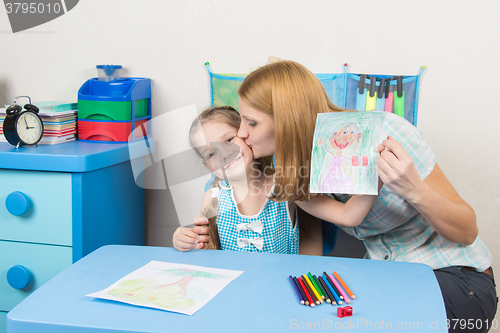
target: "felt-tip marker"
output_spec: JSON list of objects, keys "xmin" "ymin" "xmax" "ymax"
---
[
  {"xmin": 355, "ymin": 74, "xmax": 367, "ymax": 111},
  {"xmin": 365, "ymin": 76, "xmax": 377, "ymax": 111},
  {"xmin": 393, "ymin": 76, "xmax": 405, "ymax": 117},
  {"xmin": 375, "ymin": 78, "xmax": 386, "ymax": 111},
  {"xmin": 384, "ymin": 78, "xmax": 394, "ymax": 113}
]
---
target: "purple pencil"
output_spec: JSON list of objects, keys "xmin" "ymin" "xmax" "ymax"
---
[{"xmin": 289, "ymin": 275, "xmax": 304, "ymax": 305}]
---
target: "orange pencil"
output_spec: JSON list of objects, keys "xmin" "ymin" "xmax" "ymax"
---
[{"xmin": 333, "ymin": 271, "xmax": 355, "ymax": 300}]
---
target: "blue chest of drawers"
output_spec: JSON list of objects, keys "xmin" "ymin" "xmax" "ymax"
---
[{"xmin": 0, "ymin": 141, "xmax": 147, "ymax": 333}]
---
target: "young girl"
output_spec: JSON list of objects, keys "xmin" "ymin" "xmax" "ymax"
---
[{"xmin": 172, "ymin": 106, "xmax": 380, "ymax": 254}]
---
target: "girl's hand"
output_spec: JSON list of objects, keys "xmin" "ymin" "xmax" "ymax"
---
[
  {"xmin": 173, "ymin": 227, "xmax": 202, "ymax": 252},
  {"xmin": 375, "ymin": 136, "xmax": 426, "ymax": 201},
  {"xmin": 193, "ymin": 217, "xmax": 210, "ymax": 248}
]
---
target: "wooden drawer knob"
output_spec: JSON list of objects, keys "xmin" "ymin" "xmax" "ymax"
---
[
  {"xmin": 5, "ymin": 191, "xmax": 31, "ymax": 216},
  {"xmin": 7, "ymin": 265, "xmax": 32, "ymax": 289}
]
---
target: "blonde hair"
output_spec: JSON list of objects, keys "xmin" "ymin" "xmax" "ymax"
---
[
  {"xmin": 188, "ymin": 106, "xmax": 272, "ymax": 250},
  {"xmin": 189, "ymin": 106, "xmax": 240, "ymax": 250},
  {"xmin": 238, "ymin": 60, "xmax": 343, "ymax": 202}
]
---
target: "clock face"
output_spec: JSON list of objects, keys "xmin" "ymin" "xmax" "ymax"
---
[{"xmin": 16, "ymin": 112, "xmax": 43, "ymax": 145}]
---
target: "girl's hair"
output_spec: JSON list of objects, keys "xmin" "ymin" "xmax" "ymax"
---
[
  {"xmin": 188, "ymin": 105, "xmax": 273, "ymax": 250},
  {"xmin": 202, "ymin": 178, "xmax": 222, "ymax": 250},
  {"xmin": 188, "ymin": 106, "xmax": 239, "ymax": 250},
  {"xmin": 238, "ymin": 60, "xmax": 343, "ymax": 202}
]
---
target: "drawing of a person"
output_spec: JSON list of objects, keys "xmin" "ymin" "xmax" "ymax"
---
[{"xmin": 318, "ymin": 124, "xmax": 361, "ymax": 193}]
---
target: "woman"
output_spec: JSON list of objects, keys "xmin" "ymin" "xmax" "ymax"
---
[{"xmin": 236, "ymin": 60, "xmax": 497, "ymax": 332}]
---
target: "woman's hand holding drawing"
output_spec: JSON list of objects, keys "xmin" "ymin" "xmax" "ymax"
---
[
  {"xmin": 376, "ymin": 136, "xmax": 478, "ymax": 245},
  {"xmin": 375, "ymin": 136, "xmax": 425, "ymax": 202}
]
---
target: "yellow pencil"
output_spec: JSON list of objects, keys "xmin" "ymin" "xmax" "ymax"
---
[{"xmin": 304, "ymin": 274, "xmax": 322, "ymax": 304}]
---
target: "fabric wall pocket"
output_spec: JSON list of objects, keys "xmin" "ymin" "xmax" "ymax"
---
[
  {"xmin": 205, "ymin": 63, "xmax": 345, "ymax": 112},
  {"xmin": 315, "ymin": 73, "xmax": 345, "ymax": 109},
  {"xmin": 344, "ymin": 65, "xmax": 426, "ymax": 126},
  {"xmin": 205, "ymin": 63, "xmax": 245, "ymax": 110},
  {"xmin": 205, "ymin": 62, "xmax": 425, "ymax": 126}
]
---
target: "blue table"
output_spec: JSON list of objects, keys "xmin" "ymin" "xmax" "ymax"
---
[{"xmin": 7, "ymin": 245, "xmax": 447, "ymax": 333}]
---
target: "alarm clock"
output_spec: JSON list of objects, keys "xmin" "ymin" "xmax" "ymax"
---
[{"xmin": 3, "ymin": 96, "xmax": 44, "ymax": 148}]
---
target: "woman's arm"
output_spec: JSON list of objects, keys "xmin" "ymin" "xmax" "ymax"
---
[
  {"xmin": 376, "ymin": 136, "xmax": 477, "ymax": 245},
  {"xmin": 296, "ymin": 185, "xmax": 379, "ymax": 228}
]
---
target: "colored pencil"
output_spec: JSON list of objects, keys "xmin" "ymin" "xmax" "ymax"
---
[
  {"xmin": 317, "ymin": 276, "xmax": 333, "ymax": 304},
  {"xmin": 289, "ymin": 275, "xmax": 304, "ymax": 305},
  {"xmin": 323, "ymin": 273, "xmax": 341, "ymax": 304},
  {"xmin": 313, "ymin": 275, "xmax": 330, "ymax": 303},
  {"xmin": 324, "ymin": 272, "xmax": 343, "ymax": 300},
  {"xmin": 296, "ymin": 276, "xmax": 312, "ymax": 307},
  {"xmin": 329, "ymin": 274, "xmax": 350, "ymax": 304},
  {"xmin": 302, "ymin": 275, "xmax": 321, "ymax": 305},
  {"xmin": 302, "ymin": 275, "xmax": 320, "ymax": 305},
  {"xmin": 297, "ymin": 277, "xmax": 314, "ymax": 307},
  {"xmin": 296, "ymin": 276, "xmax": 311, "ymax": 307},
  {"xmin": 308, "ymin": 272, "xmax": 325, "ymax": 300},
  {"xmin": 333, "ymin": 271, "xmax": 356, "ymax": 300},
  {"xmin": 293, "ymin": 276, "xmax": 307, "ymax": 305},
  {"xmin": 305, "ymin": 274, "xmax": 323, "ymax": 304}
]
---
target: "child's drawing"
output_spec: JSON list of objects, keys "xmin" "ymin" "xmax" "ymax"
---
[
  {"xmin": 87, "ymin": 261, "xmax": 243, "ymax": 315},
  {"xmin": 310, "ymin": 111, "xmax": 386, "ymax": 195}
]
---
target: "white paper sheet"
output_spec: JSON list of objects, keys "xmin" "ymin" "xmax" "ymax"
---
[
  {"xmin": 310, "ymin": 111, "xmax": 386, "ymax": 195},
  {"xmin": 87, "ymin": 261, "xmax": 243, "ymax": 316}
]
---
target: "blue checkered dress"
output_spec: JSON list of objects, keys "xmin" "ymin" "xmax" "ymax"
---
[
  {"xmin": 332, "ymin": 112, "xmax": 492, "ymax": 270},
  {"xmin": 216, "ymin": 180, "xmax": 299, "ymax": 254}
]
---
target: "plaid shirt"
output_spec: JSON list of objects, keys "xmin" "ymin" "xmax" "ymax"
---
[{"xmin": 335, "ymin": 112, "xmax": 492, "ymax": 271}]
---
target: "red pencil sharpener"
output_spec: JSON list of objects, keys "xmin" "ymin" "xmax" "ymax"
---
[{"xmin": 337, "ymin": 306, "xmax": 353, "ymax": 318}]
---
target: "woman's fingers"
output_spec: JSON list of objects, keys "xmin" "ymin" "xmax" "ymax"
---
[
  {"xmin": 375, "ymin": 143, "xmax": 386, "ymax": 153},
  {"xmin": 380, "ymin": 136, "xmax": 412, "ymax": 162},
  {"xmin": 379, "ymin": 148, "xmax": 400, "ymax": 169},
  {"xmin": 375, "ymin": 137, "xmax": 424, "ymax": 200}
]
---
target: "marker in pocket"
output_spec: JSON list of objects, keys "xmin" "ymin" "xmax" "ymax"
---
[
  {"xmin": 355, "ymin": 74, "xmax": 367, "ymax": 111},
  {"xmin": 365, "ymin": 76, "xmax": 377, "ymax": 111},
  {"xmin": 393, "ymin": 76, "xmax": 405, "ymax": 118},
  {"xmin": 375, "ymin": 78, "xmax": 386, "ymax": 111},
  {"xmin": 384, "ymin": 79, "xmax": 394, "ymax": 113}
]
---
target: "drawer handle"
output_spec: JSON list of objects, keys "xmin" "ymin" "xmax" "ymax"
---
[
  {"xmin": 5, "ymin": 191, "xmax": 31, "ymax": 216},
  {"xmin": 7, "ymin": 265, "xmax": 32, "ymax": 289}
]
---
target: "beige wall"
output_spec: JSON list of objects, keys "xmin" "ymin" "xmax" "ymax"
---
[{"xmin": 1, "ymin": 0, "xmax": 498, "ymax": 327}]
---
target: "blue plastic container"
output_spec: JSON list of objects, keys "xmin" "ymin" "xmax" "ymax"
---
[{"xmin": 78, "ymin": 76, "xmax": 151, "ymax": 143}]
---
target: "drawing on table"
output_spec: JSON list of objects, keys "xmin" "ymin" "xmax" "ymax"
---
[
  {"xmin": 310, "ymin": 111, "xmax": 386, "ymax": 195},
  {"xmin": 87, "ymin": 261, "xmax": 243, "ymax": 315}
]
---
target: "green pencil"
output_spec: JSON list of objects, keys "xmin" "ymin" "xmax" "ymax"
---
[
  {"xmin": 307, "ymin": 272, "xmax": 325, "ymax": 300},
  {"xmin": 313, "ymin": 275, "xmax": 331, "ymax": 303}
]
